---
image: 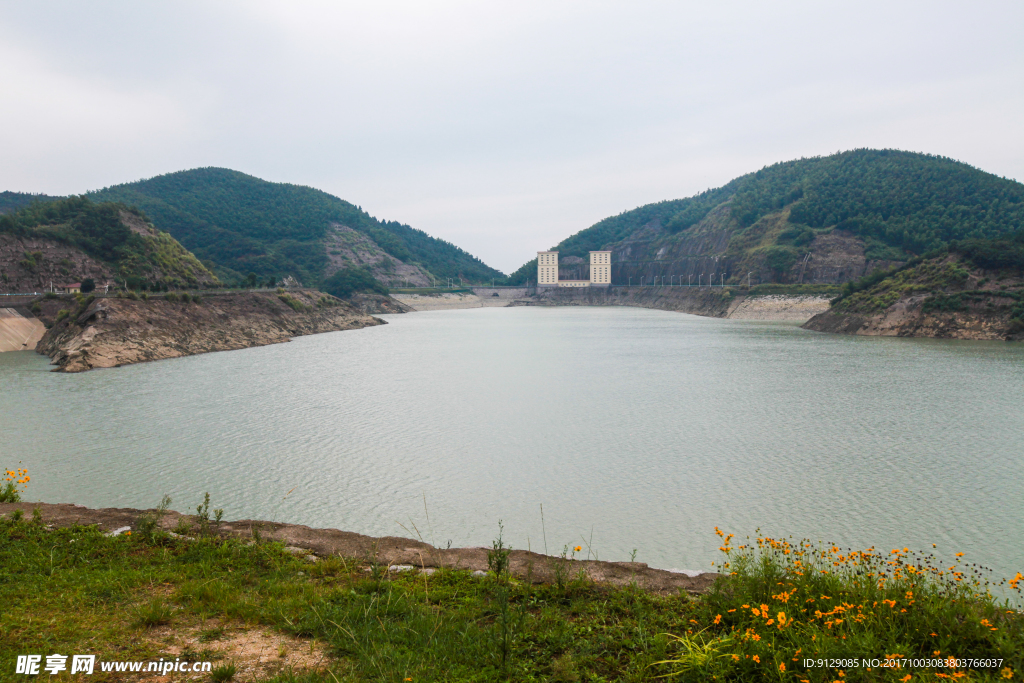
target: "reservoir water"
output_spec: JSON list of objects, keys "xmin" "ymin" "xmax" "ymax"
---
[{"xmin": 2, "ymin": 306, "xmax": 1022, "ymax": 578}]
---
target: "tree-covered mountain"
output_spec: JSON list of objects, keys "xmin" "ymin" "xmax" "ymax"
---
[
  {"xmin": 88, "ymin": 168, "xmax": 504, "ymax": 286},
  {"xmin": 0, "ymin": 191, "xmax": 62, "ymax": 215},
  {"xmin": 0, "ymin": 197, "xmax": 218, "ymax": 292},
  {"xmin": 508, "ymin": 149, "xmax": 1024, "ymax": 286}
]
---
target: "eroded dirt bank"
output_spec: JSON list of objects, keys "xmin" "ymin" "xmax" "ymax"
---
[
  {"xmin": 36, "ymin": 290, "xmax": 392, "ymax": 372},
  {"xmin": 0, "ymin": 502, "xmax": 719, "ymax": 596}
]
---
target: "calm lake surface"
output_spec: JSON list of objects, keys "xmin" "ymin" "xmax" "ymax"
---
[{"xmin": 2, "ymin": 306, "xmax": 1022, "ymax": 577}]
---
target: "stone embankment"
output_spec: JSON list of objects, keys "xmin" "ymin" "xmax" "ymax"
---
[
  {"xmin": 390, "ymin": 288, "xmax": 530, "ymax": 311},
  {"xmin": 512, "ymin": 287, "xmax": 832, "ymax": 322},
  {"xmin": 725, "ymin": 294, "xmax": 832, "ymax": 321},
  {"xmin": 394, "ymin": 286, "xmax": 831, "ymax": 322},
  {"xmin": 0, "ymin": 307, "xmax": 44, "ymax": 351},
  {"xmin": 37, "ymin": 289, "xmax": 389, "ymax": 372},
  {"xmin": 0, "ymin": 502, "xmax": 719, "ymax": 596}
]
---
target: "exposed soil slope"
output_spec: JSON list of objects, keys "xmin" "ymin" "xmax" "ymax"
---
[
  {"xmin": 0, "ymin": 233, "xmax": 113, "ymax": 293},
  {"xmin": 803, "ymin": 255, "xmax": 1024, "ymax": 340},
  {"xmin": 36, "ymin": 289, "xmax": 387, "ymax": 372},
  {"xmin": 0, "ymin": 502, "xmax": 719, "ymax": 596}
]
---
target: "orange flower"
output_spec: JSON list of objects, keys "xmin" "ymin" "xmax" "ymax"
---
[
  {"xmin": 713, "ymin": 614, "xmax": 722, "ymax": 624},
  {"xmin": 779, "ymin": 663, "xmax": 786, "ymax": 672},
  {"xmin": 752, "ymin": 655, "xmax": 760, "ymax": 663}
]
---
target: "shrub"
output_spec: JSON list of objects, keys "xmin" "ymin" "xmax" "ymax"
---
[
  {"xmin": 164, "ymin": 292, "xmax": 179, "ymax": 302},
  {"xmin": 922, "ymin": 292, "xmax": 966, "ymax": 314},
  {"xmin": 322, "ymin": 266, "xmax": 388, "ymax": 299},
  {"xmin": 180, "ymin": 292, "xmax": 192, "ymax": 304},
  {"xmin": 763, "ymin": 245, "xmax": 800, "ymax": 277},
  {"xmin": 278, "ymin": 294, "xmax": 309, "ymax": 312},
  {"xmin": 55, "ymin": 309, "xmax": 70, "ymax": 323},
  {"xmin": 80, "ymin": 278, "xmax": 95, "ymax": 293}
]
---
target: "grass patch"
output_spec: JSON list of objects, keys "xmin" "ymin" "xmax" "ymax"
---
[
  {"xmin": 210, "ymin": 662, "xmax": 237, "ymax": 682},
  {"xmin": 132, "ymin": 597, "xmax": 173, "ymax": 628},
  {"xmin": 0, "ymin": 516, "xmax": 1020, "ymax": 681}
]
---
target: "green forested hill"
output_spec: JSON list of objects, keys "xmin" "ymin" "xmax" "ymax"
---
[
  {"xmin": 88, "ymin": 168, "xmax": 504, "ymax": 285},
  {"xmin": 509, "ymin": 149, "xmax": 1024, "ymax": 285},
  {"xmin": 0, "ymin": 191, "xmax": 63, "ymax": 215},
  {"xmin": 0, "ymin": 197, "xmax": 218, "ymax": 289}
]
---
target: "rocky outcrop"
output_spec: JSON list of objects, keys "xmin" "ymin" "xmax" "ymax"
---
[
  {"xmin": 803, "ymin": 256, "xmax": 1024, "ymax": 340},
  {"xmin": 36, "ymin": 289, "xmax": 389, "ymax": 372},
  {"xmin": 805, "ymin": 300, "xmax": 1023, "ymax": 340}
]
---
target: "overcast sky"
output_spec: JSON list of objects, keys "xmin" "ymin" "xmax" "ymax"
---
[{"xmin": 1, "ymin": 1, "xmax": 1021, "ymax": 273}]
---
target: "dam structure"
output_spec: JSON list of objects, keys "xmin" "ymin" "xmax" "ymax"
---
[{"xmin": 537, "ymin": 250, "xmax": 612, "ymax": 288}]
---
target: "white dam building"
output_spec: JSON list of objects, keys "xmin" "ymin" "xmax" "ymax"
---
[{"xmin": 537, "ymin": 250, "xmax": 612, "ymax": 287}]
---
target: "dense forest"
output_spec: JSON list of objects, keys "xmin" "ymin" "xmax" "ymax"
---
[
  {"xmin": 0, "ymin": 197, "xmax": 216, "ymax": 289},
  {"xmin": 509, "ymin": 149, "xmax": 1024, "ymax": 284},
  {"xmin": 89, "ymin": 168, "xmax": 504, "ymax": 285}
]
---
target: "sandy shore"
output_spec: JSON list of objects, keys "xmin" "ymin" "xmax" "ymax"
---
[{"xmin": 392, "ymin": 290, "xmax": 833, "ymax": 322}]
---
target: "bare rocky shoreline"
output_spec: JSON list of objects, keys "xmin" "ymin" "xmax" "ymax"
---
[
  {"xmin": 0, "ymin": 502, "xmax": 719, "ymax": 596},
  {"xmin": 35, "ymin": 289, "xmax": 399, "ymax": 372}
]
